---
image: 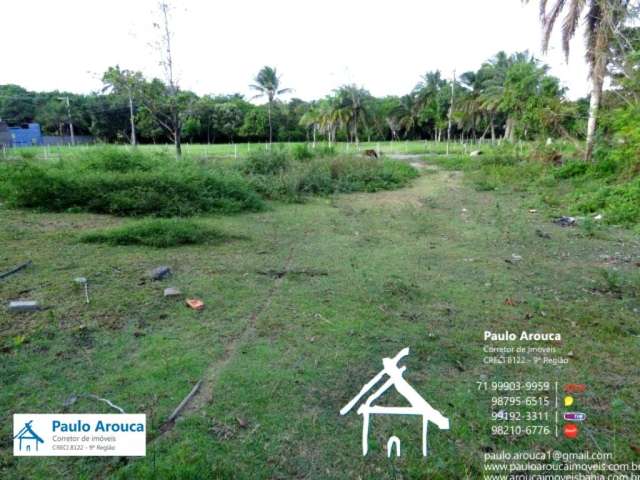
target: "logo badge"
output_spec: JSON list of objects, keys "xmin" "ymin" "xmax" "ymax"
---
[{"xmin": 340, "ymin": 347, "xmax": 449, "ymax": 458}]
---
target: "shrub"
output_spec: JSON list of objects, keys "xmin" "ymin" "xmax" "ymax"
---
[
  {"xmin": 291, "ymin": 144, "xmax": 314, "ymax": 161},
  {"xmin": 81, "ymin": 218, "xmax": 226, "ymax": 248},
  {"xmin": 574, "ymin": 178, "xmax": 640, "ymax": 226},
  {"xmin": 314, "ymin": 144, "xmax": 336, "ymax": 157},
  {"xmin": 82, "ymin": 146, "xmax": 159, "ymax": 172},
  {"xmin": 243, "ymin": 149, "xmax": 289, "ymax": 175},
  {"xmin": 0, "ymin": 150, "xmax": 264, "ymax": 216},
  {"xmin": 554, "ymin": 160, "xmax": 588, "ymax": 179},
  {"xmin": 246, "ymin": 153, "xmax": 419, "ymax": 201}
]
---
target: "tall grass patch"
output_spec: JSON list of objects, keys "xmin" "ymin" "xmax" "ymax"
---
[
  {"xmin": 245, "ymin": 152, "xmax": 419, "ymax": 202},
  {"xmin": 0, "ymin": 147, "xmax": 264, "ymax": 216},
  {"xmin": 80, "ymin": 218, "xmax": 228, "ymax": 248},
  {"xmin": 431, "ymin": 139, "xmax": 640, "ymax": 228}
]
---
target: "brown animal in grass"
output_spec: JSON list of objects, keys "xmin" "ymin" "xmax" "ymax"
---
[{"xmin": 364, "ymin": 149, "xmax": 378, "ymax": 159}]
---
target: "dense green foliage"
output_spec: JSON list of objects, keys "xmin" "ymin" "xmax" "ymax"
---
[
  {"xmin": 0, "ymin": 50, "xmax": 580, "ymax": 145},
  {"xmin": 433, "ymin": 134, "xmax": 640, "ymax": 229},
  {"xmin": 243, "ymin": 148, "xmax": 419, "ymax": 202},
  {"xmin": 0, "ymin": 146, "xmax": 420, "ymax": 215},
  {"xmin": 0, "ymin": 148, "xmax": 264, "ymax": 216},
  {"xmin": 81, "ymin": 218, "xmax": 225, "ymax": 248}
]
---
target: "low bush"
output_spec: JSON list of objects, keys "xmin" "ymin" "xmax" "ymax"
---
[
  {"xmin": 249, "ymin": 156, "xmax": 419, "ymax": 201},
  {"xmin": 81, "ymin": 218, "xmax": 226, "ymax": 248},
  {"xmin": 0, "ymin": 145, "xmax": 420, "ymax": 217},
  {"xmin": 243, "ymin": 149, "xmax": 289, "ymax": 175},
  {"xmin": 574, "ymin": 178, "xmax": 640, "ymax": 226},
  {"xmin": 291, "ymin": 144, "xmax": 314, "ymax": 161},
  {"xmin": 0, "ymin": 148, "xmax": 264, "ymax": 216}
]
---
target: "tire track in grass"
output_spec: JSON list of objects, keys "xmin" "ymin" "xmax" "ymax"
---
[
  {"xmin": 156, "ymin": 237, "xmax": 300, "ymax": 436},
  {"xmin": 99, "ymin": 238, "xmax": 302, "ymax": 478}
]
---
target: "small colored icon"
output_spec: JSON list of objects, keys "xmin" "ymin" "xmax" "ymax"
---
[
  {"xmin": 563, "ymin": 395, "xmax": 574, "ymax": 407},
  {"xmin": 563, "ymin": 424, "xmax": 579, "ymax": 439},
  {"xmin": 564, "ymin": 384, "xmax": 586, "ymax": 393},
  {"xmin": 563, "ymin": 412, "xmax": 587, "ymax": 422}
]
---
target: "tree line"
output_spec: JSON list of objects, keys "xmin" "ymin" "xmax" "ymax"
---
[
  {"xmin": 0, "ymin": 51, "xmax": 585, "ymax": 144},
  {"xmin": 0, "ymin": 0, "xmax": 637, "ymax": 162}
]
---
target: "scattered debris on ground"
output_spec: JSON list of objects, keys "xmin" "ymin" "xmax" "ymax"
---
[
  {"xmin": 149, "ymin": 266, "xmax": 172, "ymax": 280},
  {"xmin": 186, "ymin": 298, "xmax": 205, "ymax": 310},
  {"xmin": 161, "ymin": 380, "xmax": 202, "ymax": 431},
  {"xmin": 164, "ymin": 287, "xmax": 182, "ymax": 298},
  {"xmin": 554, "ymin": 216, "xmax": 577, "ymax": 227},
  {"xmin": 599, "ymin": 253, "xmax": 635, "ymax": 265},
  {"xmin": 256, "ymin": 268, "xmax": 329, "ymax": 278},
  {"xmin": 74, "ymin": 277, "xmax": 90, "ymax": 304},
  {"xmin": 8, "ymin": 300, "xmax": 40, "ymax": 313},
  {"xmin": 505, "ymin": 254, "xmax": 523, "ymax": 264},
  {"xmin": 63, "ymin": 393, "xmax": 125, "ymax": 413},
  {"xmin": 0, "ymin": 260, "xmax": 32, "ymax": 281},
  {"xmin": 536, "ymin": 229, "xmax": 551, "ymax": 239},
  {"xmin": 209, "ymin": 420, "xmax": 236, "ymax": 440},
  {"xmin": 236, "ymin": 417, "xmax": 248, "ymax": 429}
]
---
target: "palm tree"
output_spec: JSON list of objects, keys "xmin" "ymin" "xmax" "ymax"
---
[
  {"xmin": 394, "ymin": 94, "xmax": 422, "ymax": 138},
  {"xmin": 413, "ymin": 71, "xmax": 449, "ymax": 141},
  {"xmin": 250, "ymin": 66, "xmax": 292, "ymax": 144},
  {"xmin": 335, "ymin": 85, "xmax": 370, "ymax": 146},
  {"xmin": 300, "ymin": 106, "xmax": 321, "ymax": 146},
  {"xmin": 526, "ymin": 0, "xmax": 631, "ymax": 161}
]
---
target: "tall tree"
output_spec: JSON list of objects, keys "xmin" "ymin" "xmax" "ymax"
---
[
  {"xmin": 101, "ymin": 66, "xmax": 144, "ymax": 145},
  {"xmin": 527, "ymin": 0, "xmax": 632, "ymax": 161},
  {"xmin": 335, "ymin": 85, "xmax": 371, "ymax": 145},
  {"xmin": 250, "ymin": 66, "xmax": 291, "ymax": 144},
  {"xmin": 144, "ymin": 1, "xmax": 188, "ymax": 158}
]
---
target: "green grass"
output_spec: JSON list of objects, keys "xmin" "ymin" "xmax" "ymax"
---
[
  {"xmin": 80, "ymin": 218, "xmax": 229, "ymax": 248},
  {"xmin": 1, "ymin": 158, "xmax": 639, "ymax": 478},
  {"xmin": 247, "ymin": 153, "xmax": 419, "ymax": 202},
  {"xmin": 0, "ymin": 147, "xmax": 265, "ymax": 217},
  {"xmin": 0, "ymin": 146, "xmax": 421, "ymax": 214},
  {"xmin": 431, "ymin": 143, "xmax": 640, "ymax": 230},
  {"xmin": 0, "ymin": 140, "xmax": 500, "ymax": 163}
]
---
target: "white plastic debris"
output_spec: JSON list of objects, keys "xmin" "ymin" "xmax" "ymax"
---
[
  {"xmin": 8, "ymin": 301, "xmax": 40, "ymax": 312},
  {"xmin": 164, "ymin": 287, "xmax": 182, "ymax": 298}
]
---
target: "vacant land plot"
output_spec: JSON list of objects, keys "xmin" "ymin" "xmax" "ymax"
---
[{"xmin": 1, "ymin": 155, "xmax": 639, "ymax": 478}]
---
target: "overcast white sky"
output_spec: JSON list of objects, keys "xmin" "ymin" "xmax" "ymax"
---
[{"xmin": 2, "ymin": 0, "xmax": 591, "ymax": 101}]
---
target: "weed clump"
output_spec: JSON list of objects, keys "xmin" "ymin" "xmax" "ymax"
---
[
  {"xmin": 247, "ymin": 154, "xmax": 419, "ymax": 201},
  {"xmin": 0, "ymin": 147, "xmax": 264, "ymax": 216},
  {"xmin": 80, "ymin": 218, "xmax": 226, "ymax": 248}
]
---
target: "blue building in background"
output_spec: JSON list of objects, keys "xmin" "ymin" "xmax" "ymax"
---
[{"xmin": 9, "ymin": 123, "xmax": 43, "ymax": 147}]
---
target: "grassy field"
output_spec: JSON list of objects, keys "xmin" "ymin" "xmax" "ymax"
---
[
  {"xmin": 1, "ymin": 140, "xmax": 493, "ymax": 163},
  {"xmin": 1, "ymin": 149, "xmax": 639, "ymax": 478}
]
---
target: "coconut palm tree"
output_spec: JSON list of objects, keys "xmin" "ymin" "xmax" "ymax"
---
[
  {"xmin": 335, "ymin": 85, "xmax": 371, "ymax": 145},
  {"xmin": 395, "ymin": 94, "xmax": 422, "ymax": 138},
  {"xmin": 525, "ymin": 0, "xmax": 632, "ymax": 161},
  {"xmin": 300, "ymin": 106, "xmax": 321, "ymax": 146},
  {"xmin": 250, "ymin": 66, "xmax": 292, "ymax": 144}
]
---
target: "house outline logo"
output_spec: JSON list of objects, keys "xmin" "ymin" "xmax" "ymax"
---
[
  {"xmin": 14, "ymin": 420, "xmax": 45, "ymax": 452},
  {"xmin": 340, "ymin": 347, "xmax": 450, "ymax": 458}
]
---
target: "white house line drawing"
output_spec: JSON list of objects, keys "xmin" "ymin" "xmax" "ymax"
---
[
  {"xmin": 387, "ymin": 436, "xmax": 401, "ymax": 458},
  {"xmin": 340, "ymin": 347, "xmax": 450, "ymax": 457}
]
